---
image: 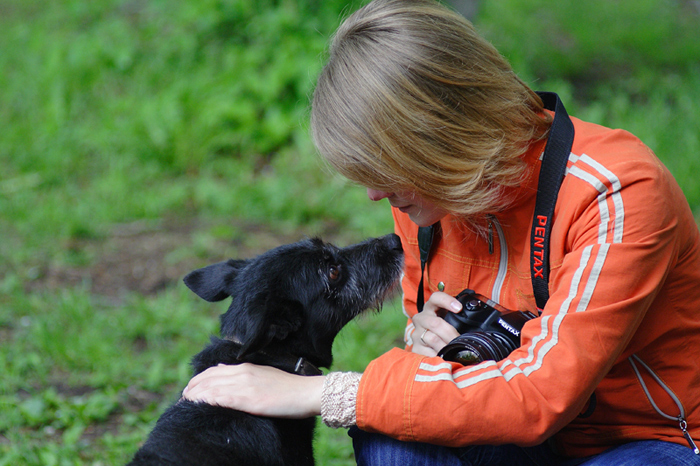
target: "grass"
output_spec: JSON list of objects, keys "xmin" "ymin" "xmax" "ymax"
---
[{"xmin": 1, "ymin": 0, "xmax": 698, "ymax": 464}]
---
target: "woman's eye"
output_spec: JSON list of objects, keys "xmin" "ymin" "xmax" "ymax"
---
[{"xmin": 328, "ymin": 265, "xmax": 340, "ymax": 281}]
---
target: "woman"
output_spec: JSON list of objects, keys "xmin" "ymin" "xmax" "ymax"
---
[{"xmin": 184, "ymin": 0, "xmax": 700, "ymax": 464}]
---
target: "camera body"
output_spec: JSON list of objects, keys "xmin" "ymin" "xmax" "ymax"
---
[{"xmin": 438, "ymin": 289, "xmax": 537, "ymax": 365}]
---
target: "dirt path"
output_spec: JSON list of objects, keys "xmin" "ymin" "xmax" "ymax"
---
[{"xmin": 25, "ymin": 217, "xmax": 353, "ymax": 302}]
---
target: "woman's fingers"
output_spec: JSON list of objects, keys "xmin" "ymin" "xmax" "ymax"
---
[
  {"xmin": 411, "ymin": 292, "xmax": 462, "ymax": 356},
  {"xmin": 182, "ymin": 363, "xmax": 324, "ymax": 418},
  {"xmin": 423, "ymin": 291, "xmax": 463, "ymax": 317}
]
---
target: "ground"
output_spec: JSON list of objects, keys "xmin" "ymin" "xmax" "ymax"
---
[{"xmin": 26, "ymin": 217, "xmax": 352, "ymax": 302}]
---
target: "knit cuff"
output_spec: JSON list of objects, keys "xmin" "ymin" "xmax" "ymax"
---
[{"xmin": 320, "ymin": 371, "xmax": 362, "ymax": 428}]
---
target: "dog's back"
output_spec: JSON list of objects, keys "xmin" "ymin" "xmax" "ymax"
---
[{"xmin": 129, "ymin": 400, "xmax": 315, "ymax": 466}]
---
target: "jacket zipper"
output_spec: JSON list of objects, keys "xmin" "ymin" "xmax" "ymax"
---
[
  {"xmin": 629, "ymin": 354, "xmax": 699, "ymax": 454},
  {"xmin": 487, "ymin": 215, "xmax": 508, "ymax": 305}
]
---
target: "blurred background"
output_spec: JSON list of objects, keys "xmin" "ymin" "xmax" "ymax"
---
[{"xmin": 1, "ymin": 0, "xmax": 698, "ymax": 463}]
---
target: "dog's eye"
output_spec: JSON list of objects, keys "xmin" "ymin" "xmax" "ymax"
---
[{"xmin": 328, "ymin": 265, "xmax": 341, "ymax": 281}]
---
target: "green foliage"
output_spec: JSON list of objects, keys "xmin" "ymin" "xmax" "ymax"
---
[
  {"xmin": 478, "ymin": 0, "xmax": 700, "ymax": 83},
  {"xmin": 1, "ymin": 282, "xmax": 218, "ymax": 464},
  {"xmin": 1, "ymin": 0, "xmax": 354, "ymax": 173},
  {"xmin": 1, "ymin": 0, "xmax": 698, "ymax": 464},
  {"xmin": 0, "ymin": 0, "xmax": 381, "ymax": 267}
]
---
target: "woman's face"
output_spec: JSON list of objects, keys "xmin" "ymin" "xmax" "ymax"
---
[{"xmin": 367, "ymin": 188, "xmax": 447, "ymax": 227}]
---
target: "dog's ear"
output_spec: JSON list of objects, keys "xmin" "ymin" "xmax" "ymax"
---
[
  {"xmin": 183, "ymin": 259, "xmax": 247, "ymax": 302},
  {"xmin": 236, "ymin": 296, "xmax": 304, "ymax": 359}
]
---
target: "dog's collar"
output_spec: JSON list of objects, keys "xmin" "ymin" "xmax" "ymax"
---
[
  {"xmin": 224, "ymin": 336, "xmax": 323, "ymax": 377},
  {"xmin": 289, "ymin": 356, "xmax": 323, "ymax": 377}
]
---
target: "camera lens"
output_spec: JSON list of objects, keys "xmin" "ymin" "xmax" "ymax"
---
[
  {"xmin": 438, "ymin": 331, "xmax": 519, "ymax": 365},
  {"xmin": 452, "ymin": 349, "xmax": 481, "ymax": 365}
]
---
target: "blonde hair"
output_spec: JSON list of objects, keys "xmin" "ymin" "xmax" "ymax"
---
[{"xmin": 311, "ymin": 0, "xmax": 552, "ymax": 218}]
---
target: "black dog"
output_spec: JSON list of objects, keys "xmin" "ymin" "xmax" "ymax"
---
[{"xmin": 127, "ymin": 234, "xmax": 403, "ymax": 466}]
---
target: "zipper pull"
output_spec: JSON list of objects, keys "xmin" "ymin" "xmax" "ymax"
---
[
  {"xmin": 679, "ymin": 417, "xmax": 699, "ymax": 455},
  {"xmin": 488, "ymin": 219, "xmax": 494, "ymax": 254}
]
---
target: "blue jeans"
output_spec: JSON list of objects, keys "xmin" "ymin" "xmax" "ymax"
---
[{"xmin": 349, "ymin": 427, "xmax": 700, "ymax": 465}]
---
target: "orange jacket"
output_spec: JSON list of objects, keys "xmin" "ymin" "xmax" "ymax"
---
[{"xmin": 355, "ymin": 115, "xmax": 700, "ymax": 457}]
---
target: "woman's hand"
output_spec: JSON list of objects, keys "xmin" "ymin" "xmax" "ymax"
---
[
  {"xmin": 182, "ymin": 363, "xmax": 325, "ymax": 419},
  {"xmin": 411, "ymin": 291, "xmax": 462, "ymax": 357}
]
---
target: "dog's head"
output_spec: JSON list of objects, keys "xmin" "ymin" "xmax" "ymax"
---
[{"xmin": 183, "ymin": 234, "xmax": 403, "ymax": 368}]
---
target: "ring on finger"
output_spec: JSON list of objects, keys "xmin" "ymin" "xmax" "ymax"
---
[{"xmin": 420, "ymin": 329, "xmax": 429, "ymax": 345}]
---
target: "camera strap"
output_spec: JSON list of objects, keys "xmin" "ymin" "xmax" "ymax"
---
[
  {"xmin": 416, "ymin": 91, "xmax": 574, "ymax": 313},
  {"xmin": 416, "ymin": 223, "xmax": 438, "ymax": 312},
  {"xmin": 530, "ymin": 91, "xmax": 575, "ymax": 310}
]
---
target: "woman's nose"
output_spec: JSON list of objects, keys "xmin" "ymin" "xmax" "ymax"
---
[{"xmin": 367, "ymin": 188, "xmax": 392, "ymax": 202}]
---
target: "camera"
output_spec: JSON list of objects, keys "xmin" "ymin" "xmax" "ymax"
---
[{"xmin": 438, "ymin": 289, "xmax": 537, "ymax": 365}]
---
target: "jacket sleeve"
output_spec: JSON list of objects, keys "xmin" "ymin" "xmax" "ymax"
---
[{"xmin": 356, "ymin": 145, "xmax": 686, "ymax": 447}]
